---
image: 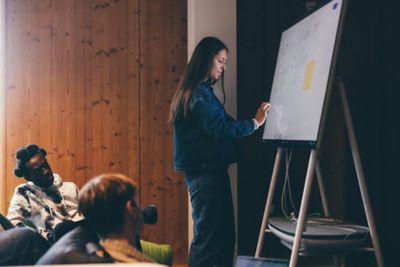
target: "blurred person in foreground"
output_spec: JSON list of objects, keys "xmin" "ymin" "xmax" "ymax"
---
[{"xmin": 78, "ymin": 173, "xmax": 156, "ymax": 263}]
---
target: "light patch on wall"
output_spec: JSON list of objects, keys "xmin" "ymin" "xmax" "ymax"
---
[{"xmin": 0, "ymin": 0, "xmax": 6, "ymax": 213}]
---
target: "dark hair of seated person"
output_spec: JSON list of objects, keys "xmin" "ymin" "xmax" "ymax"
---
[
  {"xmin": 14, "ymin": 144, "xmax": 47, "ymax": 179},
  {"xmin": 78, "ymin": 173, "xmax": 140, "ymax": 237}
]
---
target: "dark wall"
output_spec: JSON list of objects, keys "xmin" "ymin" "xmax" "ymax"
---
[{"xmin": 237, "ymin": 0, "xmax": 399, "ymax": 266}]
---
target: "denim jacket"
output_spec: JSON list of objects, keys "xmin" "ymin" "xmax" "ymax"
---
[{"xmin": 173, "ymin": 82, "xmax": 255, "ymax": 171}]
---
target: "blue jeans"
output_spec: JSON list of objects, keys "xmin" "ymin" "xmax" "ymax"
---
[{"xmin": 185, "ymin": 168, "xmax": 235, "ymax": 267}]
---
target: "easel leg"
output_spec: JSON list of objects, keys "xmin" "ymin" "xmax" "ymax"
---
[
  {"xmin": 315, "ymin": 159, "xmax": 330, "ymax": 217},
  {"xmin": 339, "ymin": 80, "xmax": 384, "ymax": 267},
  {"xmin": 255, "ymin": 147, "xmax": 284, "ymax": 257},
  {"xmin": 289, "ymin": 149, "xmax": 318, "ymax": 267}
]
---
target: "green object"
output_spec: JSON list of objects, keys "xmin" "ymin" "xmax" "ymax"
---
[{"xmin": 140, "ymin": 239, "xmax": 173, "ymax": 266}]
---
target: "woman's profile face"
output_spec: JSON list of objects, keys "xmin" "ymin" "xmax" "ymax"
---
[{"xmin": 208, "ymin": 49, "xmax": 227, "ymax": 81}]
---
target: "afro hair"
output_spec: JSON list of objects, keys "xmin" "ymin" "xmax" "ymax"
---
[{"xmin": 14, "ymin": 144, "xmax": 47, "ymax": 178}]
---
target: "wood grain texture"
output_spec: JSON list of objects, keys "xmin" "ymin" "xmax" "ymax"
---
[
  {"xmin": 0, "ymin": 0, "xmax": 5, "ymax": 213},
  {"xmin": 5, "ymin": 0, "xmax": 139, "ymax": 194},
  {"xmin": 139, "ymin": 0, "xmax": 187, "ymax": 262},
  {"xmin": 4, "ymin": 0, "xmax": 187, "ymax": 263}
]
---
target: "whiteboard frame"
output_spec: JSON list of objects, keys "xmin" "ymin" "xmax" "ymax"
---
[{"xmin": 262, "ymin": 0, "xmax": 347, "ymax": 149}]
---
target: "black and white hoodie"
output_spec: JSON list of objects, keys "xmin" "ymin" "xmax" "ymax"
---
[{"xmin": 7, "ymin": 174, "xmax": 84, "ymax": 241}]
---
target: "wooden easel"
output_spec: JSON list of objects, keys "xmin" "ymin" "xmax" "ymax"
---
[{"xmin": 254, "ymin": 79, "xmax": 384, "ymax": 267}]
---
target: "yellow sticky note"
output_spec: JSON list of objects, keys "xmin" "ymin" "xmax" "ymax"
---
[{"xmin": 303, "ymin": 60, "xmax": 315, "ymax": 90}]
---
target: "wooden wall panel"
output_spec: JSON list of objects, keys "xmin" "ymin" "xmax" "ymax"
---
[
  {"xmin": 139, "ymin": 0, "xmax": 187, "ymax": 262},
  {"xmin": 89, "ymin": 0, "xmax": 139, "ymax": 179},
  {"xmin": 4, "ymin": 0, "xmax": 140, "ymax": 216},
  {"xmin": 0, "ymin": 0, "xmax": 5, "ymax": 213},
  {"xmin": 4, "ymin": 0, "xmax": 187, "ymax": 264}
]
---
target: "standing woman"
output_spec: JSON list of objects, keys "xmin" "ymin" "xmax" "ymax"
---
[{"xmin": 170, "ymin": 36, "xmax": 270, "ymax": 267}]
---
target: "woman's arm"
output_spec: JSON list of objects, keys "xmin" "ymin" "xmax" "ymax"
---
[{"xmin": 191, "ymin": 95, "xmax": 255, "ymax": 139}]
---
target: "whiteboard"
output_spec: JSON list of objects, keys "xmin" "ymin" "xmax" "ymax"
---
[{"xmin": 262, "ymin": 0, "xmax": 345, "ymax": 146}]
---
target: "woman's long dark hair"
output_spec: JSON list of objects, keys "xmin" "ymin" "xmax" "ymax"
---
[{"xmin": 169, "ymin": 36, "xmax": 228, "ymax": 122}]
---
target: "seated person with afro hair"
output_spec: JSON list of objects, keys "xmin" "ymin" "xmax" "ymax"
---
[{"xmin": 7, "ymin": 144, "xmax": 84, "ymax": 243}]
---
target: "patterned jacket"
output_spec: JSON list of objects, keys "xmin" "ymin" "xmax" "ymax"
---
[{"xmin": 7, "ymin": 174, "xmax": 84, "ymax": 241}]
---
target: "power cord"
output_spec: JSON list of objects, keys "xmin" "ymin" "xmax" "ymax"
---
[{"xmin": 281, "ymin": 148, "xmax": 296, "ymax": 222}]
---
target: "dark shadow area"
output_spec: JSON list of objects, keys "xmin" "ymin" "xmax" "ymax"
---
[{"xmin": 237, "ymin": 0, "xmax": 399, "ymax": 266}]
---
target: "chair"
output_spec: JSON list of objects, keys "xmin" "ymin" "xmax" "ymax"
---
[{"xmin": 140, "ymin": 239, "xmax": 173, "ymax": 266}]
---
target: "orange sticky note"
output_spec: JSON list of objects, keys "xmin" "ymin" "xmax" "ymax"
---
[{"xmin": 303, "ymin": 60, "xmax": 315, "ymax": 90}]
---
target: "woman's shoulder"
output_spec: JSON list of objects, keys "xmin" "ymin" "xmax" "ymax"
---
[{"xmin": 192, "ymin": 82, "xmax": 213, "ymax": 99}]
